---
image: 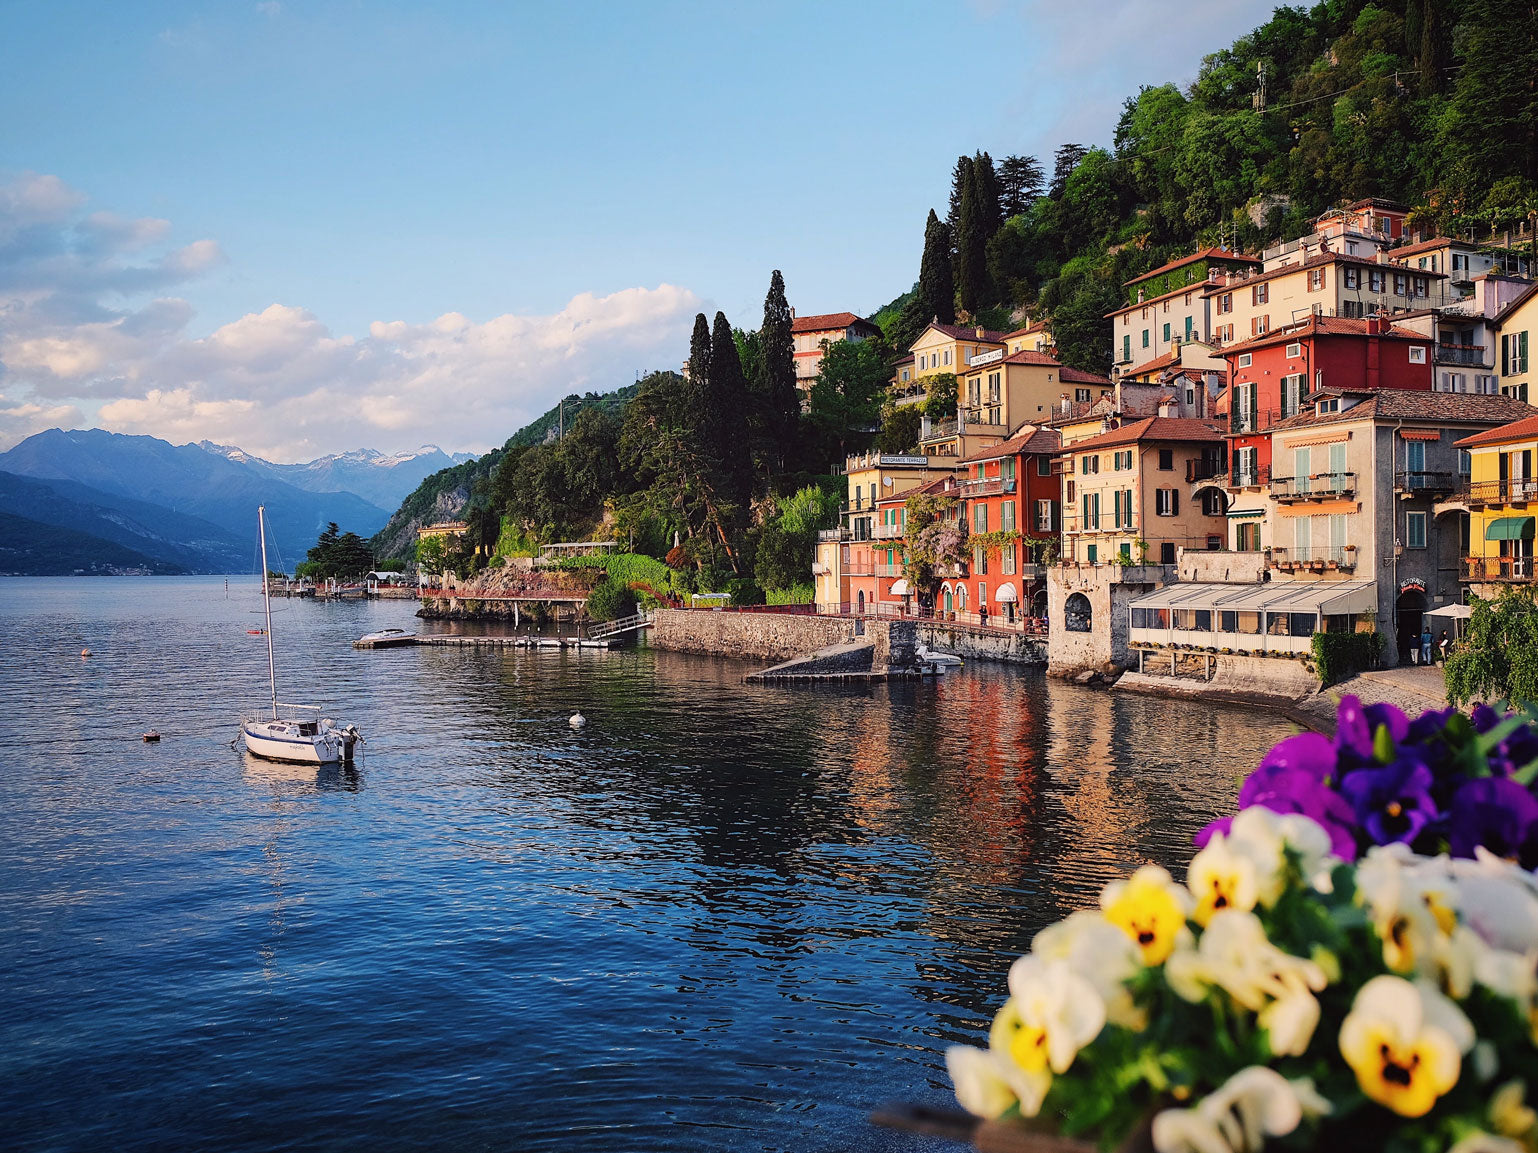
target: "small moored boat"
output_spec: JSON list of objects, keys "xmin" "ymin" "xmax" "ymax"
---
[{"xmin": 240, "ymin": 505, "xmax": 363, "ymax": 765}]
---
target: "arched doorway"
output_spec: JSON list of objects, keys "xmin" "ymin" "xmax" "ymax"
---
[
  {"xmin": 1396, "ymin": 587, "xmax": 1428, "ymax": 664},
  {"xmin": 1065, "ymin": 592, "xmax": 1092, "ymax": 633},
  {"xmin": 856, "ymin": 589, "xmax": 865, "ymax": 614},
  {"xmin": 942, "ymin": 585, "xmax": 953, "ymax": 615}
]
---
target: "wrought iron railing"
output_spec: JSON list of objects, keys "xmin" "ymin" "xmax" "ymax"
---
[
  {"xmin": 1463, "ymin": 555, "xmax": 1536, "ymax": 581},
  {"xmin": 1270, "ymin": 472, "xmax": 1356, "ymax": 500}
]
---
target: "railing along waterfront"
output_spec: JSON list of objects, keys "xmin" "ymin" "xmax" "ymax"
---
[{"xmin": 688, "ymin": 600, "xmax": 1049, "ymax": 636}]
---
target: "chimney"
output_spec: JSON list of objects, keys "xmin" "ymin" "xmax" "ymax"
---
[
  {"xmin": 976, "ymin": 326, "xmax": 985, "ymax": 338},
  {"xmin": 790, "ymin": 307, "xmax": 796, "ymax": 318}
]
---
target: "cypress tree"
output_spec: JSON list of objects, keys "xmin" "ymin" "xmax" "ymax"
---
[
  {"xmin": 686, "ymin": 312, "xmax": 713, "ymax": 447},
  {"xmin": 919, "ymin": 209, "xmax": 955, "ymax": 326},
  {"xmin": 974, "ymin": 151, "xmax": 1003, "ymax": 239},
  {"xmin": 711, "ymin": 310, "xmax": 753, "ymax": 503},
  {"xmin": 752, "ymin": 270, "xmax": 798, "ymax": 474},
  {"xmin": 946, "ymin": 154, "xmax": 972, "ymax": 232},
  {"xmin": 955, "ymin": 161, "xmax": 989, "ymax": 316}
]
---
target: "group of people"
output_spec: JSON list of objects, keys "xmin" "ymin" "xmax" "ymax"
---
[{"xmin": 1415, "ymin": 626, "xmax": 1454, "ymax": 666}]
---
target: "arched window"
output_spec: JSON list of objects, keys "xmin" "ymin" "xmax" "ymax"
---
[{"xmin": 1065, "ymin": 592, "xmax": 1093, "ymax": 633}]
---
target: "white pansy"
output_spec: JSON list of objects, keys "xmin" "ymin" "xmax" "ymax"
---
[
  {"xmin": 1446, "ymin": 1134, "xmax": 1525, "ymax": 1153},
  {"xmin": 1003, "ymin": 955, "xmax": 1107, "ymax": 1075},
  {"xmin": 1258, "ymin": 987, "xmax": 1322, "ymax": 1058},
  {"xmin": 1151, "ymin": 1066, "xmax": 1304, "ymax": 1153},
  {"xmin": 947, "ymin": 1042, "xmax": 1055, "ymax": 1119},
  {"xmin": 1031, "ymin": 910, "xmax": 1144, "ymax": 1029}
]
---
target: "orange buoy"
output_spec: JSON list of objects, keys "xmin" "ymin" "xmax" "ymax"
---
[
  {"xmin": 247, "ymin": 629, "xmax": 264, "ymax": 635},
  {"xmin": 80, "ymin": 648, "xmax": 91, "ymax": 658}
]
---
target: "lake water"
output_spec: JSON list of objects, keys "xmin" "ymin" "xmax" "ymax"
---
[{"xmin": 0, "ymin": 576, "xmax": 1297, "ymax": 1152}]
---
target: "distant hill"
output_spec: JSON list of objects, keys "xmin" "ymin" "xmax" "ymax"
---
[
  {"xmin": 0, "ymin": 510, "xmax": 187, "ymax": 575},
  {"xmin": 197, "ymin": 442, "xmax": 475, "ymax": 511},
  {"xmin": 0, "ymin": 471, "xmax": 249, "ymax": 572},
  {"xmin": 0, "ymin": 429, "xmax": 391, "ymax": 566},
  {"xmin": 371, "ymin": 384, "xmax": 642, "ymax": 560}
]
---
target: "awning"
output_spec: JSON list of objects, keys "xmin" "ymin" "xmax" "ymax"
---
[
  {"xmin": 1487, "ymin": 516, "xmax": 1536, "ymax": 541},
  {"xmin": 1129, "ymin": 580, "xmax": 1377, "ymax": 617},
  {"xmin": 994, "ymin": 583, "xmax": 1018, "ymax": 603},
  {"xmin": 889, "ymin": 579, "xmax": 911, "ymax": 596},
  {"xmin": 1426, "ymin": 603, "xmax": 1473, "ymax": 620},
  {"xmin": 1227, "ymin": 509, "xmax": 1266, "ymax": 518}
]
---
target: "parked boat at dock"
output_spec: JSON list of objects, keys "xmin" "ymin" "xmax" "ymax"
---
[{"xmin": 241, "ymin": 505, "xmax": 362, "ymax": 765}]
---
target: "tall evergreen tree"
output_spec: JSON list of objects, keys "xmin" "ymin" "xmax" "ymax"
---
[
  {"xmin": 973, "ymin": 151, "xmax": 1003, "ymax": 239},
  {"xmin": 1050, "ymin": 143, "xmax": 1089, "ymax": 197},
  {"xmin": 751, "ymin": 270, "xmax": 798, "ymax": 475},
  {"xmin": 955, "ymin": 160, "xmax": 991, "ymax": 316},
  {"xmin": 946, "ymin": 154, "xmax": 973, "ymax": 232},
  {"xmin": 918, "ymin": 209, "xmax": 956, "ymax": 326},
  {"xmin": 710, "ymin": 310, "xmax": 753, "ymax": 504},
  {"xmin": 686, "ymin": 312, "xmax": 713, "ymax": 410},
  {"xmin": 998, "ymin": 155, "xmax": 1045, "ymax": 217}
]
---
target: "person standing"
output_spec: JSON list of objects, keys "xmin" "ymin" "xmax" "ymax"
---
[
  {"xmin": 1420, "ymin": 627, "xmax": 1433, "ymax": 666},
  {"xmin": 1438, "ymin": 630, "xmax": 1451, "ymax": 663}
]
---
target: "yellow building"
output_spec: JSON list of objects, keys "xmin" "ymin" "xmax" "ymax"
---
[
  {"xmin": 889, "ymin": 321, "xmax": 1008, "ymax": 406},
  {"xmin": 1492, "ymin": 282, "xmax": 1538, "ymax": 403},
  {"xmin": 1455, "ymin": 414, "xmax": 1538, "ymax": 588},
  {"xmin": 1058, "ymin": 417, "xmax": 1229, "ymax": 566},
  {"xmin": 919, "ymin": 351, "xmax": 1112, "ymax": 459}
]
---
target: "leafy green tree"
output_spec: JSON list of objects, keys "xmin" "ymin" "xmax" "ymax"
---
[
  {"xmin": 887, "ymin": 293, "xmax": 932, "ymax": 356},
  {"xmin": 586, "ymin": 576, "xmax": 637, "ymax": 622},
  {"xmin": 918, "ymin": 209, "xmax": 955, "ymax": 324},
  {"xmin": 877, "ymin": 404, "xmax": 922, "ymax": 455},
  {"xmin": 1446, "ymin": 589, "xmax": 1538, "ymax": 706},
  {"xmin": 1050, "ymin": 143, "xmax": 1088, "ymax": 197},
  {"xmin": 415, "ymin": 534, "xmax": 448, "ymax": 575},
  {"xmin": 299, "ymin": 523, "xmax": 374, "ymax": 579},
  {"xmin": 806, "ymin": 336, "xmax": 889, "ymax": 468},
  {"xmin": 921, "ymin": 372, "xmax": 958, "ymax": 421}
]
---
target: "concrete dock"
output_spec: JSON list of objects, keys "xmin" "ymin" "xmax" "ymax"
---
[{"xmin": 353, "ymin": 634, "xmax": 619, "ymax": 651}]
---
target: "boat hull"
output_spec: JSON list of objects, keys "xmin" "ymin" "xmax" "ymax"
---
[{"xmin": 242, "ymin": 722, "xmax": 345, "ymax": 765}]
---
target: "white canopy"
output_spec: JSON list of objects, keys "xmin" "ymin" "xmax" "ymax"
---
[
  {"xmin": 994, "ymin": 583, "xmax": 1018, "ymax": 603},
  {"xmin": 890, "ymin": 579, "xmax": 911, "ymax": 596},
  {"xmin": 1426, "ymin": 603, "xmax": 1472, "ymax": 620},
  {"xmin": 1129, "ymin": 580, "xmax": 1378, "ymax": 617}
]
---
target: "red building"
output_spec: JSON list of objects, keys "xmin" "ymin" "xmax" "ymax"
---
[
  {"xmin": 1223, "ymin": 315, "xmax": 1433, "ymax": 487},
  {"xmin": 945, "ymin": 426, "xmax": 1062, "ymax": 623}
]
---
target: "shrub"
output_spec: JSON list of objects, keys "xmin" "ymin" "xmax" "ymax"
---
[
  {"xmin": 586, "ymin": 577, "xmax": 637, "ymax": 622},
  {"xmin": 766, "ymin": 584, "xmax": 815, "ymax": 606},
  {"xmin": 1310, "ymin": 630, "xmax": 1383, "ymax": 686}
]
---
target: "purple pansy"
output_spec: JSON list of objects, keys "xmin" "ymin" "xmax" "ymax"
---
[
  {"xmin": 1255, "ymin": 732, "xmax": 1338, "ymax": 781},
  {"xmin": 1448, "ymin": 777, "xmax": 1538, "ymax": 864},
  {"xmin": 1338, "ymin": 759, "xmax": 1439, "ymax": 846}
]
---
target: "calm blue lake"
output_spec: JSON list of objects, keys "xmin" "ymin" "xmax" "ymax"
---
[{"xmin": 0, "ymin": 576, "xmax": 1295, "ymax": 1152}]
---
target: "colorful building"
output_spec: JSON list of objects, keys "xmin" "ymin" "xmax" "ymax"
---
[
  {"xmin": 1491, "ymin": 281, "xmax": 1538, "ymax": 403},
  {"xmin": 1111, "ymin": 247, "xmax": 1260, "ymax": 371},
  {"xmin": 792, "ymin": 311, "xmax": 882, "ymax": 396},
  {"xmin": 1059, "ymin": 417, "xmax": 1229, "ymax": 566},
  {"xmin": 890, "ymin": 322, "xmax": 1008, "ymax": 407},
  {"xmin": 920, "ymin": 351, "xmax": 1111, "ymax": 459},
  {"xmin": 1455, "ymin": 413, "xmax": 1538, "ymax": 593}
]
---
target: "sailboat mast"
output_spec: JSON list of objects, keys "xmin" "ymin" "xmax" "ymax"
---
[{"xmin": 258, "ymin": 505, "xmax": 279, "ymax": 720}]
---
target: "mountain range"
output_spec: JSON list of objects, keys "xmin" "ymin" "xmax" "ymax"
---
[{"xmin": 0, "ymin": 429, "xmax": 471, "ymax": 574}]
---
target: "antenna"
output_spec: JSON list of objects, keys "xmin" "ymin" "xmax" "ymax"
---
[{"xmin": 1252, "ymin": 60, "xmax": 1267, "ymax": 112}]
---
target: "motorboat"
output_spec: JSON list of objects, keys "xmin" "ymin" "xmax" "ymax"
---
[
  {"xmin": 916, "ymin": 643, "xmax": 963, "ymax": 668},
  {"xmin": 240, "ymin": 505, "xmax": 362, "ymax": 765},
  {"xmin": 357, "ymin": 627, "xmax": 408, "ymax": 643}
]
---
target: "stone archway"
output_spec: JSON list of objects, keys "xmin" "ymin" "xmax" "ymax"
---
[
  {"xmin": 1065, "ymin": 592, "xmax": 1093, "ymax": 633},
  {"xmin": 1395, "ymin": 587, "xmax": 1429, "ymax": 664}
]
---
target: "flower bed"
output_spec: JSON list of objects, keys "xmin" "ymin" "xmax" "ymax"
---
[{"xmin": 941, "ymin": 698, "xmax": 1538, "ymax": 1153}]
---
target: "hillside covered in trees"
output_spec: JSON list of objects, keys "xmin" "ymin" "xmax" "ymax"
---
[
  {"xmin": 878, "ymin": 0, "xmax": 1538, "ymax": 374},
  {"xmin": 380, "ymin": 0, "xmax": 1538, "ymax": 601}
]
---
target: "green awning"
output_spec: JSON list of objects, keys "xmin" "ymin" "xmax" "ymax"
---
[{"xmin": 1486, "ymin": 516, "xmax": 1536, "ymax": 542}]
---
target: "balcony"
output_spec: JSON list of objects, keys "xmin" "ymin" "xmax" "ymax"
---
[
  {"xmin": 1270, "ymin": 472, "xmax": 1356, "ymax": 502},
  {"xmin": 1436, "ymin": 343, "xmax": 1491, "ymax": 368},
  {"xmin": 1395, "ymin": 471, "xmax": 1456, "ymax": 496},
  {"xmin": 961, "ymin": 477, "xmax": 1017, "ymax": 497},
  {"xmin": 1187, "ymin": 458, "xmax": 1227, "ymax": 483},
  {"xmin": 1462, "ymin": 479, "xmax": 1538, "ymax": 507},
  {"xmin": 876, "ymin": 563, "xmax": 905, "ymax": 577},
  {"xmin": 1229, "ymin": 408, "xmax": 1283, "ymax": 435},
  {"xmin": 816, "ymin": 528, "xmax": 847, "ymax": 543},
  {"xmin": 1229, "ymin": 464, "xmax": 1273, "ymax": 490},
  {"xmin": 873, "ymin": 523, "xmax": 905, "ymax": 540},
  {"xmin": 922, "ymin": 419, "xmax": 959, "ymax": 441},
  {"xmin": 1269, "ymin": 545, "xmax": 1357, "ymax": 571},
  {"xmin": 1464, "ymin": 555, "xmax": 1535, "ymax": 582}
]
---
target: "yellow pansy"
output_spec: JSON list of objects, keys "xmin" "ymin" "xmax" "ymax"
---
[
  {"xmin": 1339, "ymin": 976, "xmax": 1473, "ymax": 1118},
  {"xmin": 1490, "ymin": 1080, "xmax": 1538, "ymax": 1144},
  {"xmin": 946, "ymin": 1044, "xmax": 1049, "ymax": 1120},
  {"xmin": 1101, "ymin": 865, "xmax": 1194, "ymax": 965},
  {"xmin": 1188, "ymin": 834, "xmax": 1260, "ymax": 927}
]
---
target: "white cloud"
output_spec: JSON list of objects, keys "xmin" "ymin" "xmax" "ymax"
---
[{"xmin": 0, "ymin": 173, "xmax": 702, "ymax": 461}]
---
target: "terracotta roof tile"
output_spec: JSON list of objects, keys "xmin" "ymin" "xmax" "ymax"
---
[
  {"xmin": 1270, "ymin": 392, "xmax": 1537, "ymax": 434},
  {"xmin": 1061, "ymin": 366, "xmax": 1114, "ymax": 385},
  {"xmin": 791, "ymin": 311, "xmax": 877, "ymax": 334},
  {"xmin": 1125, "ymin": 247, "xmax": 1260, "ymax": 288},
  {"xmin": 1453, "ymin": 413, "xmax": 1538, "ymax": 448},
  {"xmin": 958, "ymin": 425, "xmax": 1061, "ymax": 463},
  {"xmin": 1061, "ymin": 416, "xmax": 1224, "ymax": 453},
  {"xmin": 923, "ymin": 322, "xmax": 1009, "ymax": 345}
]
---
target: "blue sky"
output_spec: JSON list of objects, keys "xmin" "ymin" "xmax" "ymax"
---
[{"xmin": 0, "ymin": 0, "xmax": 1277, "ymax": 460}]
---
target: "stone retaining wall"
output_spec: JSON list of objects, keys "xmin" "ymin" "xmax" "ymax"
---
[
  {"xmin": 918, "ymin": 624, "xmax": 1047, "ymax": 665},
  {"xmin": 649, "ymin": 610, "xmax": 863, "ymax": 662}
]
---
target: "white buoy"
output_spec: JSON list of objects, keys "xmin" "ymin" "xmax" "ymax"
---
[
  {"xmin": 80, "ymin": 648, "xmax": 91, "ymax": 658},
  {"xmin": 569, "ymin": 712, "xmax": 586, "ymax": 729}
]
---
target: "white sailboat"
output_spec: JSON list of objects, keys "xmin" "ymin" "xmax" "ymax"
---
[{"xmin": 240, "ymin": 505, "xmax": 361, "ymax": 765}]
